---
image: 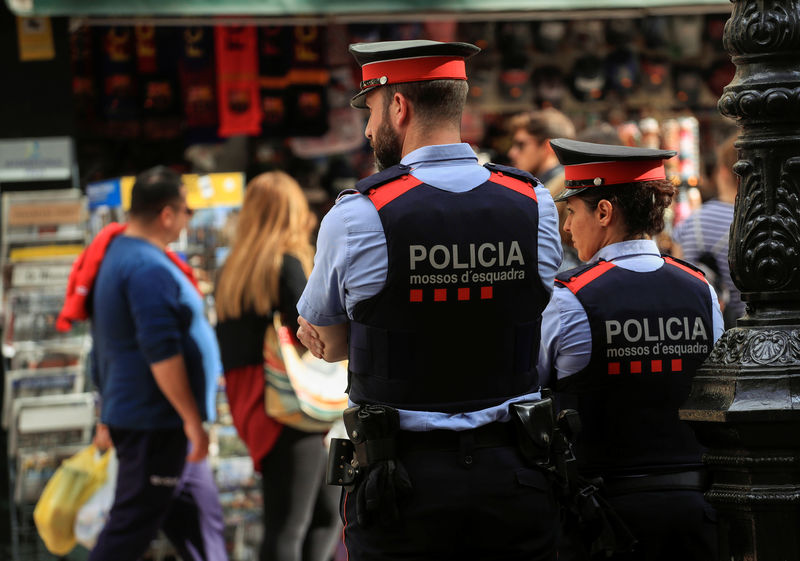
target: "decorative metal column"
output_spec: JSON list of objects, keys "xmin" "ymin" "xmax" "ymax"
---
[{"xmin": 679, "ymin": 1, "xmax": 800, "ymax": 559}]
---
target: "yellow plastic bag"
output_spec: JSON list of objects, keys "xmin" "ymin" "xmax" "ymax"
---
[{"xmin": 33, "ymin": 444, "xmax": 111, "ymax": 556}]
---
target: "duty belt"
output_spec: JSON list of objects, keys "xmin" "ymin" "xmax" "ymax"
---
[
  {"xmin": 396, "ymin": 421, "xmax": 517, "ymax": 452},
  {"xmin": 600, "ymin": 469, "xmax": 709, "ymax": 496}
]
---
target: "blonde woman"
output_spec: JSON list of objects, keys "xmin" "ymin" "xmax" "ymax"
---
[{"xmin": 215, "ymin": 171, "xmax": 340, "ymax": 561}]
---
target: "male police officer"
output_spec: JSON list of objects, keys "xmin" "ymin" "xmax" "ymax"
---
[{"xmin": 297, "ymin": 40, "xmax": 562, "ymax": 560}]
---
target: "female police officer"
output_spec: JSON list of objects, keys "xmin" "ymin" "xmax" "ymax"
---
[{"xmin": 537, "ymin": 139, "xmax": 724, "ymax": 561}]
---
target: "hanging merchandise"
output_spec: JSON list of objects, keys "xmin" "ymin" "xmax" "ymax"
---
[
  {"xmin": 424, "ymin": 20, "xmax": 458, "ymax": 43},
  {"xmin": 571, "ymin": 55, "xmax": 606, "ymax": 102},
  {"xmin": 215, "ymin": 26, "xmax": 262, "ymax": 138},
  {"xmin": 96, "ymin": 26, "xmax": 139, "ymax": 138},
  {"xmin": 706, "ymin": 58, "xmax": 736, "ymax": 98},
  {"xmin": 532, "ymin": 65, "xmax": 568, "ymax": 109},
  {"xmin": 639, "ymin": 55, "xmax": 670, "ymax": 92},
  {"xmin": 640, "ymin": 16, "xmax": 671, "ymax": 51},
  {"xmin": 605, "ymin": 18, "xmax": 638, "ymax": 48},
  {"xmin": 533, "ymin": 20, "xmax": 566, "ymax": 54},
  {"xmin": 571, "ymin": 20, "xmax": 606, "ymax": 54},
  {"xmin": 497, "ymin": 21, "xmax": 531, "ymax": 70},
  {"xmin": 673, "ymin": 65, "xmax": 706, "ymax": 108},
  {"xmin": 386, "ymin": 22, "xmax": 423, "ymax": 41},
  {"xmin": 706, "ymin": 15, "xmax": 728, "ymax": 53},
  {"xmin": 70, "ymin": 26, "xmax": 97, "ymax": 134},
  {"xmin": 287, "ymin": 25, "xmax": 329, "ymax": 137},
  {"xmin": 605, "ymin": 48, "xmax": 639, "ymax": 99},
  {"xmin": 258, "ymin": 26, "xmax": 292, "ymax": 138},
  {"xmin": 135, "ymin": 25, "xmax": 181, "ymax": 140},
  {"xmin": 670, "ymin": 15, "xmax": 705, "ymax": 58},
  {"xmin": 457, "ymin": 21, "xmax": 494, "ymax": 63},
  {"xmin": 288, "ymin": 66, "xmax": 363, "ymax": 159},
  {"xmin": 180, "ymin": 27, "xmax": 218, "ymax": 142}
]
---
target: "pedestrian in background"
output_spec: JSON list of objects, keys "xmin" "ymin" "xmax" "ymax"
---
[
  {"xmin": 507, "ymin": 108, "xmax": 579, "ymax": 269},
  {"xmin": 89, "ymin": 166, "xmax": 227, "ymax": 561},
  {"xmin": 215, "ymin": 171, "xmax": 340, "ymax": 561},
  {"xmin": 673, "ymin": 133, "xmax": 743, "ymax": 329}
]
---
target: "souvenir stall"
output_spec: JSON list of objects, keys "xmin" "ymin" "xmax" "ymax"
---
[{"xmin": 1, "ymin": 1, "xmax": 736, "ymax": 559}]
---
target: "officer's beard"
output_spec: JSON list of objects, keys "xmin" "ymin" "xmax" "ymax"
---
[{"xmin": 373, "ymin": 120, "xmax": 403, "ymax": 171}]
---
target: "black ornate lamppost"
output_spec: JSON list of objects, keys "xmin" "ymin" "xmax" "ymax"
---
[{"xmin": 680, "ymin": 0, "xmax": 800, "ymax": 559}]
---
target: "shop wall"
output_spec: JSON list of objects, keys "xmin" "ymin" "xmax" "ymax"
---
[{"xmin": 0, "ymin": 5, "xmax": 74, "ymax": 192}]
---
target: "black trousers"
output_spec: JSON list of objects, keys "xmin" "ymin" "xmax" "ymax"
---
[
  {"xmin": 341, "ymin": 433, "xmax": 558, "ymax": 561},
  {"xmin": 260, "ymin": 426, "xmax": 341, "ymax": 561},
  {"xmin": 89, "ymin": 428, "xmax": 226, "ymax": 561},
  {"xmin": 559, "ymin": 489, "xmax": 718, "ymax": 561}
]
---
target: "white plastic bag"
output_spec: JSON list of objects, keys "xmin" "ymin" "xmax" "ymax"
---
[{"xmin": 74, "ymin": 448, "xmax": 118, "ymax": 549}]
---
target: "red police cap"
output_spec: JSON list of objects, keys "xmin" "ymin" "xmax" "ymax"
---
[
  {"xmin": 550, "ymin": 138, "xmax": 676, "ymax": 202},
  {"xmin": 349, "ymin": 40, "xmax": 480, "ymax": 109}
]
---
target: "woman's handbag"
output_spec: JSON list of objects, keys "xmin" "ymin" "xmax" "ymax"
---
[{"xmin": 264, "ymin": 315, "xmax": 349, "ymax": 432}]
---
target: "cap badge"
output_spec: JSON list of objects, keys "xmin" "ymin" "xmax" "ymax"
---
[
  {"xmin": 360, "ymin": 76, "xmax": 388, "ymax": 89},
  {"xmin": 593, "ymin": 177, "xmax": 603, "ymax": 186}
]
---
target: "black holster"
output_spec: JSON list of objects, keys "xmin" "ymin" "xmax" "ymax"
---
[
  {"xmin": 511, "ymin": 391, "xmax": 636, "ymax": 558},
  {"xmin": 325, "ymin": 404, "xmax": 412, "ymax": 527}
]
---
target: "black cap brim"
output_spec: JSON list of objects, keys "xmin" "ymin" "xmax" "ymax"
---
[
  {"xmin": 351, "ymin": 86, "xmax": 379, "ymax": 109},
  {"xmin": 553, "ymin": 186, "xmax": 592, "ymax": 202}
]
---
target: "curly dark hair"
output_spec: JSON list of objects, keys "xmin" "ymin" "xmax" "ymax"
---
[{"xmin": 576, "ymin": 179, "xmax": 677, "ymax": 238}]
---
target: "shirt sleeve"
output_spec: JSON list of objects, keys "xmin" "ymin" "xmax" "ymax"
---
[
  {"xmin": 708, "ymin": 283, "xmax": 725, "ymax": 343},
  {"xmin": 534, "ymin": 185, "xmax": 563, "ymax": 296},
  {"xmin": 297, "ymin": 193, "xmax": 387, "ymax": 325},
  {"xmin": 537, "ymin": 285, "xmax": 592, "ymax": 387},
  {"xmin": 127, "ymin": 263, "xmax": 183, "ymax": 364},
  {"xmin": 278, "ymin": 254, "xmax": 307, "ymax": 334}
]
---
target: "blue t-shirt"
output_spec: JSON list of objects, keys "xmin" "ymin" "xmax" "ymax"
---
[{"xmin": 92, "ymin": 236, "xmax": 221, "ymax": 429}]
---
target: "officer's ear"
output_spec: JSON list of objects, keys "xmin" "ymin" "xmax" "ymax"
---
[
  {"xmin": 392, "ymin": 92, "xmax": 411, "ymax": 128},
  {"xmin": 595, "ymin": 199, "xmax": 614, "ymax": 227}
]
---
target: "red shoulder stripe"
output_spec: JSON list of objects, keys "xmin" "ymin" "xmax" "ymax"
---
[
  {"xmin": 366, "ymin": 175, "xmax": 423, "ymax": 211},
  {"xmin": 663, "ymin": 256, "xmax": 708, "ymax": 284},
  {"xmin": 555, "ymin": 261, "xmax": 617, "ymax": 294},
  {"xmin": 489, "ymin": 171, "xmax": 537, "ymax": 201}
]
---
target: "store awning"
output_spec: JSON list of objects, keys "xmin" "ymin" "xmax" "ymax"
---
[{"xmin": 6, "ymin": 0, "xmax": 732, "ymax": 18}]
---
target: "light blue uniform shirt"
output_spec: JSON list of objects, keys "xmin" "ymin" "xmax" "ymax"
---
[
  {"xmin": 298, "ymin": 143, "xmax": 563, "ymax": 430},
  {"xmin": 537, "ymin": 239, "xmax": 725, "ymax": 387}
]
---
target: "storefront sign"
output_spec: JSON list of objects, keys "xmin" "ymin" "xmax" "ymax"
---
[
  {"xmin": 7, "ymin": 200, "xmax": 84, "ymax": 226},
  {"xmin": 116, "ymin": 172, "xmax": 244, "ymax": 210},
  {"xmin": 16, "ymin": 16, "xmax": 54, "ymax": 61},
  {"xmin": 11, "ymin": 263, "xmax": 73, "ymax": 287},
  {"xmin": 0, "ymin": 137, "xmax": 72, "ymax": 182},
  {"xmin": 86, "ymin": 178, "xmax": 123, "ymax": 210}
]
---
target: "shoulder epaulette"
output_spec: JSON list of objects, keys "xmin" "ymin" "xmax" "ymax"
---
[
  {"xmin": 355, "ymin": 164, "xmax": 424, "ymax": 211},
  {"xmin": 662, "ymin": 255, "xmax": 708, "ymax": 284},
  {"xmin": 484, "ymin": 163, "xmax": 539, "ymax": 201},
  {"xmin": 555, "ymin": 260, "xmax": 617, "ymax": 294},
  {"xmin": 335, "ymin": 188, "xmax": 359, "ymax": 203},
  {"xmin": 355, "ymin": 164, "xmax": 412, "ymax": 194},
  {"xmin": 484, "ymin": 163, "xmax": 537, "ymax": 184}
]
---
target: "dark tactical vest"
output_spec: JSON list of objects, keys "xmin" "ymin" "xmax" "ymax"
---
[
  {"xmin": 348, "ymin": 163, "xmax": 548, "ymax": 413},
  {"xmin": 555, "ymin": 256, "xmax": 714, "ymax": 475}
]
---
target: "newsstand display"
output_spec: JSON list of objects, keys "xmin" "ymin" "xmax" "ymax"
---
[{"xmin": 0, "ymin": 188, "xmax": 94, "ymax": 560}]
